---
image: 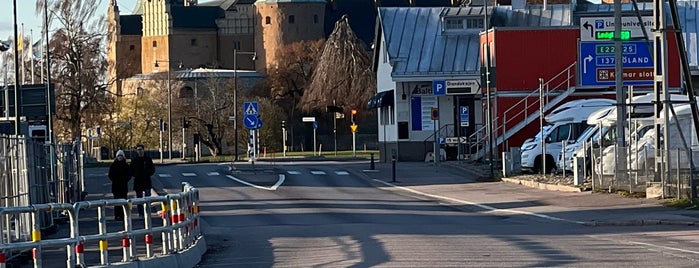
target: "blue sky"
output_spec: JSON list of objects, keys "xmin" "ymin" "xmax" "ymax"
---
[{"xmin": 0, "ymin": 0, "xmax": 138, "ymax": 42}]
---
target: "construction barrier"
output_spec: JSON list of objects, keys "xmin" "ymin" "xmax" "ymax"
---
[{"xmin": 0, "ymin": 182, "xmax": 200, "ymax": 267}]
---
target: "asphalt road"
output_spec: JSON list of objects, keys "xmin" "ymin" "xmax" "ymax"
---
[{"xmin": 152, "ymin": 162, "xmax": 699, "ymax": 267}]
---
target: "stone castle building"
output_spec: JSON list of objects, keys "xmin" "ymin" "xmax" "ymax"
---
[{"xmin": 107, "ymin": 0, "xmax": 458, "ymax": 95}]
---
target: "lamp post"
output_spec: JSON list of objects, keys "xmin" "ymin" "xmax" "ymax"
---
[
  {"xmin": 154, "ymin": 60, "xmax": 182, "ymax": 160},
  {"xmin": 233, "ymin": 49, "xmax": 256, "ymax": 162}
]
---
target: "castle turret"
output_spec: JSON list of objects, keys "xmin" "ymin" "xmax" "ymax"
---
[{"xmin": 254, "ymin": 0, "xmax": 326, "ymax": 73}]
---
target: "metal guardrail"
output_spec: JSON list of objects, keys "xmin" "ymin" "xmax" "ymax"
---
[{"xmin": 0, "ymin": 182, "xmax": 200, "ymax": 268}]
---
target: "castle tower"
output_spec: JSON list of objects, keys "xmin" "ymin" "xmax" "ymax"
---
[
  {"xmin": 254, "ymin": 0, "xmax": 327, "ymax": 73},
  {"xmin": 141, "ymin": 0, "xmax": 177, "ymax": 74},
  {"xmin": 107, "ymin": 0, "xmax": 142, "ymax": 96}
]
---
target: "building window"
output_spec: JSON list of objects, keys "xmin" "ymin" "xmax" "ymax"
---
[
  {"xmin": 444, "ymin": 18, "xmax": 463, "ymax": 30},
  {"xmin": 129, "ymin": 45, "xmax": 135, "ymax": 50},
  {"xmin": 136, "ymin": 87, "xmax": 144, "ymax": 97},
  {"xmin": 314, "ymin": 14, "xmax": 318, "ymax": 23},
  {"xmin": 152, "ymin": 41, "xmax": 157, "ymax": 47},
  {"xmin": 466, "ymin": 18, "xmax": 484, "ymax": 29},
  {"xmin": 265, "ymin": 16, "xmax": 271, "ymax": 24},
  {"xmin": 289, "ymin": 15, "xmax": 295, "ymax": 24},
  {"xmin": 191, "ymin": 38, "xmax": 197, "ymax": 46}
]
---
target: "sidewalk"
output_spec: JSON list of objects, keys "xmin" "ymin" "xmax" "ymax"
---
[{"xmin": 349, "ymin": 161, "xmax": 699, "ymax": 226}]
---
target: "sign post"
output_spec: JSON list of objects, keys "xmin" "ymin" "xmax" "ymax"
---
[{"xmin": 431, "ymin": 107, "xmax": 439, "ymax": 165}]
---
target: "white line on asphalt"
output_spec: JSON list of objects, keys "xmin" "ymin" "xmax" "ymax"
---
[
  {"xmin": 207, "ymin": 172, "xmax": 220, "ymax": 176},
  {"xmin": 226, "ymin": 174, "xmax": 285, "ymax": 191},
  {"xmin": 372, "ymin": 179, "xmax": 585, "ymax": 224},
  {"xmin": 287, "ymin": 171, "xmax": 301, "ymax": 175},
  {"xmin": 182, "ymin": 173, "xmax": 197, "ymax": 177},
  {"xmin": 310, "ymin": 171, "xmax": 326, "ymax": 175},
  {"xmin": 158, "ymin": 174, "xmax": 172, "ymax": 178},
  {"xmin": 335, "ymin": 171, "xmax": 349, "ymax": 175}
]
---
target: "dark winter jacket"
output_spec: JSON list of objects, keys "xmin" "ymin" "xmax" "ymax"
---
[
  {"xmin": 108, "ymin": 159, "xmax": 131, "ymax": 197},
  {"xmin": 129, "ymin": 155, "xmax": 155, "ymax": 192}
]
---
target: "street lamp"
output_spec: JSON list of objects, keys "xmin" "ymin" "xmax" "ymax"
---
[
  {"xmin": 154, "ymin": 60, "xmax": 183, "ymax": 160},
  {"xmin": 233, "ymin": 49, "xmax": 256, "ymax": 162}
]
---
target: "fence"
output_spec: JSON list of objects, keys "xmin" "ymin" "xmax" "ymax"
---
[
  {"xmin": 0, "ymin": 182, "xmax": 201, "ymax": 267},
  {"xmin": 587, "ymin": 144, "xmax": 698, "ymax": 198},
  {"xmin": 0, "ymin": 135, "xmax": 85, "ymax": 251}
]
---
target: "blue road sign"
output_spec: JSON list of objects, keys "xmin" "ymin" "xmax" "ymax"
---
[
  {"xmin": 432, "ymin": 80, "xmax": 446, "ymax": 96},
  {"xmin": 460, "ymin": 106, "xmax": 469, "ymax": 127},
  {"xmin": 256, "ymin": 118, "xmax": 263, "ymax": 130},
  {"xmin": 313, "ymin": 121, "xmax": 318, "ymax": 129},
  {"xmin": 439, "ymin": 137, "xmax": 445, "ymax": 145},
  {"xmin": 243, "ymin": 114, "xmax": 259, "ymax": 129},
  {"xmin": 579, "ymin": 41, "xmax": 654, "ymax": 87},
  {"xmin": 244, "ymin": 101, "xmax": 259, "ymax": 115}
]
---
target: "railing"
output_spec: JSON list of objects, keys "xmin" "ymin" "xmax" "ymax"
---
[
  {"xmin": 0, "ymin": 182, "xmax": 201, "ymax": 267},
  {"xmin": 423, "ymin": 124, "xmax": 456, "ymax": 155},
  {"xmin": 467, "ymin": 62, "xmax": 577, "ymax": 160}
]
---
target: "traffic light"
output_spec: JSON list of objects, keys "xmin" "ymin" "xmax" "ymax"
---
[
  {"xmin": 159, "ymin": 119, "xmax": 164, "ymax": 131},
  {"xmin": 183, "ymin": 116, "xmax": 191, "ymax": 129},
  {"xmin": 281, "ymin": 120, "xmax": 286, "ymax": 129},
  {"xmin": 351, "ymin": 109, "xmax": 358, "ymax": 123}
]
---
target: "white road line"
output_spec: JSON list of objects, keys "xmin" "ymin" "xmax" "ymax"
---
[
  {"xmin": 182, "ymin": 173, "xmax": 197, "ymax": 177},
  {"xmin": 372, "ymin": 179, "xmax": 585, "ymax": 224},
  {"xmin": 335, "ymin": 171, "xmax": 349, "ymax": 175},
  {"xmin": 158, "ymin": 174, "xmax": 172, "ymax": 178},
  {"xmin": 226, "ymin": 174, "xmax": 285, "ymax": 191},
  {"xmin": 287, "ymin": 171, "xmax": 301, "ymax": 175},
  {"xmin": 207, "ymin": 172, "xmax": 220, "ymax": 176},
  {"xmin": 310, "ymin": 171, "xmax": 326, "ymax": 175}
]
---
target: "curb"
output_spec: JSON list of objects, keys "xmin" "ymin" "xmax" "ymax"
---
[
  {"xmin": 582, "ymin": 220, "xmax": 698, "ymax": 227},
  {"xmin": 501, "ymin": 177, "xmax": 586, "ymax": 192}
]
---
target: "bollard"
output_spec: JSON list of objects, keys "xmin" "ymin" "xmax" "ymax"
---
[
  {"xmin": 391, "ymin": 154, "xmax": 396, "ymax": 182},
  {"xmin": 370, "ymin": 153, "xmax": 375, "ymax": 170}
]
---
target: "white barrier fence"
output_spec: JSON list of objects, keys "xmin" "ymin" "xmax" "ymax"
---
[{"xmin": 0, "ymin": 182, "xmax": 200, "ymax": 268}]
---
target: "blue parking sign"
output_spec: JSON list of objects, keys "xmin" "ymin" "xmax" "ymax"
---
[{"xmin": 460, "ymin": 106, "xmax": 469, "ymax": 127}]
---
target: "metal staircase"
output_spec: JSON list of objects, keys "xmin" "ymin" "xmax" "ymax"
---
[{"xmin": 467, "ymin": 62, "xmax": 577, "ymax": 161}]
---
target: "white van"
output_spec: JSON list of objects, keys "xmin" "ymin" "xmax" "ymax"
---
[{"xmin": 520, "ymin": 99, "xmax": 615, "ymax": 173}]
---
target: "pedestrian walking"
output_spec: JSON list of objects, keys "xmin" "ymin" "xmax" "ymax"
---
[
  {"xmin": 130, "ymin": 144, "xmax": 155, "ymax": 217},
  {"xmin": 108, "ymin": 150, "xmax": 131, "ymax": 221}
]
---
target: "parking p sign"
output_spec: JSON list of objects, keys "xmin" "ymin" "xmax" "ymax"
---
[
  {"xmin": 432, "ymin": 80, "xmax": 446, "ymax": 96},
  {"xmin": 460, "ymin": 106, "xmax": 469, "ymax": 127}
]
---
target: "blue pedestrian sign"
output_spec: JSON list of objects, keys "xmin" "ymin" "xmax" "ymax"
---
[
  {"xmin": 243, "ymin": 114, "xmax": 259, "ymax": 129},
  {"xmin": 460, "ymin": 106, "xmax": 469, "ymax": 127},
  {"xmin": 432, "ymin": 80, "xmax": 446, "ymax": 96},
  {"xmin": 244, "ymin": 101, "xmax": 259, "ymax": 115},
  {"xmin": 579, "ymin": 41, "xmax": 654, "ymax": 87}
]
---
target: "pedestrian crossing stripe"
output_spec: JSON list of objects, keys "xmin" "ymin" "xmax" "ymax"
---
[
  {"xmin": 182, "ymin": 173, "xmax": 197, "ymax": 177},
  {"xmin": 158, "ymin": 174, "xmax": 172, "ymax": 178},
  {"xmin": 310, "ymin": 171, "xmax": 326, "ymax": 175},
  {"xmin": 335, "ymin": 171, "xmax": 349, "ymax": 175},
  {"xmin": 287, "ymin": 171, "xmax": 301, "ymax": 175},
  {"xmin": 207, "ymin": 172, "xmax": 220, "ymax": 176}
]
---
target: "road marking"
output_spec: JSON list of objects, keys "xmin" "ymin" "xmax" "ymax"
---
[
  {"xmin": 158, "ymin": 174, "xmax": 172, "ymax": 178},
  {"xmin": 207, "ymin": 172, "xmax": 220, "ymax": 176},
  {"xmin": 372, "ymin": 179, "xmax": 585, "ymax": 224},
  {"xmin": 182, "ymin": 173, "xmax": 197, "ymax": 177},
  {"xmin": 310, "ymin": 171, "xmax": 326, "ymax": 175},
  {"xmin": 226, "ymin": 174, "xmax": 285, "ymax": 191},
  {"xmin": 335, "ymin": 171, "xmax": 349, "ymax": 175},
  {"xmin": 287, "ymin": 171, "xmax": 301, "ymax": 175}
]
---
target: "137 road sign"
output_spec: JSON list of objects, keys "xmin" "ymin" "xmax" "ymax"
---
[{"xmin": 579, "ymin": 41, "xmax": 654, "ymax": 87}]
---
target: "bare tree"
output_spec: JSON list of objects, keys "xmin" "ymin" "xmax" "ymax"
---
[
  {"xmin": 267, "ymin": 39, "xmax": 325, "ymax": 115},
  {"xmin": 42, "ymin": 0, "xmax": 110, "ymax": 141},
  {"xmin": 301, "ymin": 16, "xmax": 376, "ymax": 113},
  {"xmin": 180, "ymin": 76, "xmax": 235, "ymax": 156}
]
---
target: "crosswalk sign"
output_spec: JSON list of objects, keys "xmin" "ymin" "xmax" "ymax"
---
[{"xmin": 244, "ymin": 102, "xmax": 259, "ymax": 115}]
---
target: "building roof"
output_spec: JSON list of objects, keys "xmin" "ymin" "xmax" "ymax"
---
[
  {"xmin": 170, "ymin": 5, "xmax": 225, "ymax": 29},
  {"xmin": 378, "ymin": 7, "xmax": 484, "ymax": 78},
  {"xmin": 120, "ymin": 15, "xmax": 142, "ymax": 35},
  {"xmin": 126, "ymin": 68, "xmax": 262, "ymax": 80},
  {"xmin": 493, "ymin": 4, "xmax": 573, "ymax": 27}
]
